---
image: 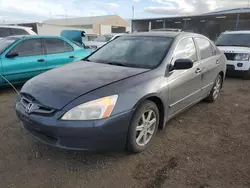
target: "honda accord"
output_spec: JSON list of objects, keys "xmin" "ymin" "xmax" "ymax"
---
[{"xmin": 15, "ymin": 32, "xmax": 227, "ymax": 153}]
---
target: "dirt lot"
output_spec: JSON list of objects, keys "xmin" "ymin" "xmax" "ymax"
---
[{"xmin": 0, "ymin": 78, "xmax": 249, "ymax": 188}]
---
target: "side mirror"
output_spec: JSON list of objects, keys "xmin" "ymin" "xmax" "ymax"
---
[
  {"xmin": 172, "ymin": 59, "xmax": 194, "ymax": 70},
  {"xmin": 6, "ymin": 51, "xmax": 19, "ymax": 58}
]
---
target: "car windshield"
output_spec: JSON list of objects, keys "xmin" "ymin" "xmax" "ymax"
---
[
  {"xmin": 87, "ymin": 36, "xmax": 174, "ymax": 69},
  {"xmin": 215, "ymin": 33, "xmax": 250, "ymax": 47},
  {"xmin": 0, "ymin": 38, "xmax": 18, "ymax": 54},
  {"xmin": 94, "ymin": 35, "xmax": 113, "ymax": 42}
]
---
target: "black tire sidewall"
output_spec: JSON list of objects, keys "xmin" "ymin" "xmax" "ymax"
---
[{"xmin": 127, "ymin": 100, "xmax": 159, "ymax": 153}]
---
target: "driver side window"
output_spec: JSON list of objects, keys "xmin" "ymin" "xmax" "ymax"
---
[
  {"xmin": 10, "ymin": 39, "xmax": 43, "ymax": 57},
  {"xmin": 173, "ymin": 37, "xmax": 198, "ymax": 63}
]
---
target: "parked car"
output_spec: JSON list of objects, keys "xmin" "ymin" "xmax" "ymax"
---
[
  {"xmin": 15, "ymin": 32, "xmax": 226, "ymax": 153},
  {"xmin": 150, "ymin": 28, "xmax": 182, "ymax": 32},
  {"xmin": 84, "ymin": 33, "xmax": 125, "ymax": 49},
  {"xmin": 0, "ymin": 35, "xmax": 92, "ymax": 86},
  {"xmin": 0, "ymin": 25, "xmax": 37, "ymax": 39},
  {"xmin": 215, "ymin": 30, "xmax": 250, "ymax": 79}
]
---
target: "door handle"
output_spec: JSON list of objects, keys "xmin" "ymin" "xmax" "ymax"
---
[
  {"xmin": 216, "ymin": 60, "xmax": 220, "ymax": 64},
  {"xmin": 37, "ymin": 59, "xmax": 45, "ymax": 62},
  {"xmin": 69, "ymin": 56, "xmax": 75, "ymax": 58},
  {"xmin": 195, "ymin": 68, "xmax": 202, "ymax": 74}
]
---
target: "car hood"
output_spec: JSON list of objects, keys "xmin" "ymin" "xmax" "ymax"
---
[
  {"xmin": 217, "ymin": 46, "xmax": 250, "ymax": 53},
  {"xmin": 21, "ymin": 61, "xmax": 149, "ymax": 110}
]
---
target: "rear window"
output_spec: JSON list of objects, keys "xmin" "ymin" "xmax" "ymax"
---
[
  {"xmin": 0, "ymin": 28, "xmax": 12, "ymax": 38},
  {"xmin": 11, "ymin": 28, "xmax": 29, "ymax": 35},
  {"xmin": 215, "ymin": 33, "xmax": 250, "ymax": 47}
]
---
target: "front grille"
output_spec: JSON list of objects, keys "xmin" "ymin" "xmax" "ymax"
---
[
  {"xmin": 20, "ymin": 94, "xmax": 55, "ymax": 115},
  {"xmin": 227, "ymin": 64, "xmax": 235, "ymax": 70},
  {"xmin": 224, "ymin": 53, "xmax": 236, "ymax": 61}
]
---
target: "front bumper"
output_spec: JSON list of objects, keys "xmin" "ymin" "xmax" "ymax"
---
[
  {"xmin": 15, "ymin": 102, "xmax": 134, "ymax": 151},
  {"xmin": 226, "ymin": 64, "xmax": 250, "ymax": 77}
]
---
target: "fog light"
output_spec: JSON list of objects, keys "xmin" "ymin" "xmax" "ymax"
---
[{"xmin": 237, "ymin": 63, "xmax": 243, "ymax": 67}]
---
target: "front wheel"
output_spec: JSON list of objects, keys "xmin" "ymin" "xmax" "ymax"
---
[
  {"xmin": 205, "ymin": 74, "xmax": 222, "ymax": 103},
  {"xmin": 127, "ymin": 100, "xmax": 159, "ymax": 153}
]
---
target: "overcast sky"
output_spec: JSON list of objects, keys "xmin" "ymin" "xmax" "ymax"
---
[{"xmin": 0, "ymin": 0, "xmax": 249, "ymax": 23}]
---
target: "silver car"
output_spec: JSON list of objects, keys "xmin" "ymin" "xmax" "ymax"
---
[{"xmin": 15, "ymin": 32, "xmax": 226, "ymax": 153}]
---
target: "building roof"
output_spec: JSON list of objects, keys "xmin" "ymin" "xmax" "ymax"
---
[
  {"xmin": 6, "ymin": 35, "xmax": 67, "ymax": 40},
  {"xmin": 43, "ymin": 15, "xmax": 129, "ymax": 26},
  {"xmin": 132, "ymin": 7, "xmax": 250, "ymax": 21},
  {"xmin": 203, "ymin": 7, "xmax": 250, "ymax": 15}
]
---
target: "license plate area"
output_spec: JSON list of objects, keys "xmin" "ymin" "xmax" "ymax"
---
[{"xmin": 20, "ymin": 113, "xmax": 31, "ymax": 123}]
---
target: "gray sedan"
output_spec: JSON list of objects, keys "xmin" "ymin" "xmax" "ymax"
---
[{"xmin": 15, "ymin": 32, "xmax": 226, "ymax": 153}]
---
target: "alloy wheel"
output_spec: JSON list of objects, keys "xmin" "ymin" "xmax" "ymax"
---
[
  {"xmin": 213, "ymin": 77, "xmax": 222, "ymax": 99},
  {"xmin": 135, "ymin": 110, "xmax": 157, "ymax": 147}
]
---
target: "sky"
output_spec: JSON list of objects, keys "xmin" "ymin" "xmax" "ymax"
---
[{"xmin": 0, "ymin": 0, "xmax": 249, "ymax": 23}]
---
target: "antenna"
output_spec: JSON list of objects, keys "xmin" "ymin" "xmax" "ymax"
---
[{"xmin": 0, "ymin": 74, "xmax": 20, "ymax": 98}]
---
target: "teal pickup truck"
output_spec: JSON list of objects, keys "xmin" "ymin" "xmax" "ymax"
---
[{"xmin": 0, "ymin": 35, "xmax": 92, "ymax": 86}]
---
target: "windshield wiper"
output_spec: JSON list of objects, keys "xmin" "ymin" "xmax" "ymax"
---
[
  {"xmin": 83, "ymin": 58, "xmax": 91, "ymax": 62},
  {"xmin": 107, "ymin": 62, "xmax": 126, "ymax": 67}
]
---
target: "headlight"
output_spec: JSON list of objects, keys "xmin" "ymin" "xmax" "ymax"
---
[
  {"xmin": 61, "ymin": 95, "xmax": 118, "ymax": 120},
  {"xmin": 234, "ymin": 53, "xmax": 250, "ymax": 61}
]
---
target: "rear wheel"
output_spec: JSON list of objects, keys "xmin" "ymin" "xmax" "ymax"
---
[
  {"xmin": 127, "ymin": 100, "xmax": 159, "ymax": 153},
  {"xmin": 205, "ymin": 74, "xmax": 222, "ymax": 103}
]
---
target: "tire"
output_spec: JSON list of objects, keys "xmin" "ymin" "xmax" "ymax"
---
[
  {"xmin": 205, "ymin": 74, "xmax": 222, "ymax": 103},
  {"xmin": 243, "ymin": 70, "xmax": 250, "ymax": 80},
  {"xmin": 127, "ymin": 100, "xmax": 159, "ymax": 153}
]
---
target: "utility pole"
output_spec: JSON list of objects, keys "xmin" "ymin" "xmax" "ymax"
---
[
  {"xmin": 132, "ymin": 5, "xmax": 134, "ymax": 19},
  {"xmin": 65, "ymin": 9, "xmax": 68, "ymax": 20}
]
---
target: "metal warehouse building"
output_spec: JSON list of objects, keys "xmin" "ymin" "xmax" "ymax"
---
[
  {"xmin": 132, "ymin": 8, "xmax": 250, "ymax": 40},
  {"xmin": 43, "ymin": 15, "xmax": 131, "ymax": 35}
]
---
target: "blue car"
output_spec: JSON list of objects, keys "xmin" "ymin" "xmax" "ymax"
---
[{"xmin": 0, "ymin": 35, "xmax": 92, "ymax": 86}]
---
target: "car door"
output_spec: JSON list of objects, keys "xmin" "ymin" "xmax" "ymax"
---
[
  {"xmin": 168, "ymin": 37, "xmax": 203, "ymax": 118},
  {"xmin": 43, "ymin": 38, "xmax": 77, "ymax": 70},
  {"xmin": 1, "ymin": 38, "xmax": 46, "ymax": 83},
  {"xmin": 194, "ymin": 38, "xmax": 220, "ymax": 96}
]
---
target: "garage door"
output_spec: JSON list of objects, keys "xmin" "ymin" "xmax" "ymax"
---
[{"xmin": 111, "ymin": 26, "xmax": 126, "ymax": 33}]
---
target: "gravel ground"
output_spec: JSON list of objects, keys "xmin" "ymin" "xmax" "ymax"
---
[{"xmin": 0, "ymin": 78, "xmax": 249, "ymax": 188}]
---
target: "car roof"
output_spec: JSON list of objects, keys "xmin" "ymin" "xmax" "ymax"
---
[
  {"xmin": 0, "ymin": 25, "xmax": 33, "ymax": 30},
  {"xmin": 123, "ymin": 31, "xmax": 203, "ymax": 38},
  {"xmin": 223, "ymin": 30, "xmax": 250, "ymax": 34},
  {"xmin": 6, "ymin": 35, "xmax": 66, "ymax": 40}
]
